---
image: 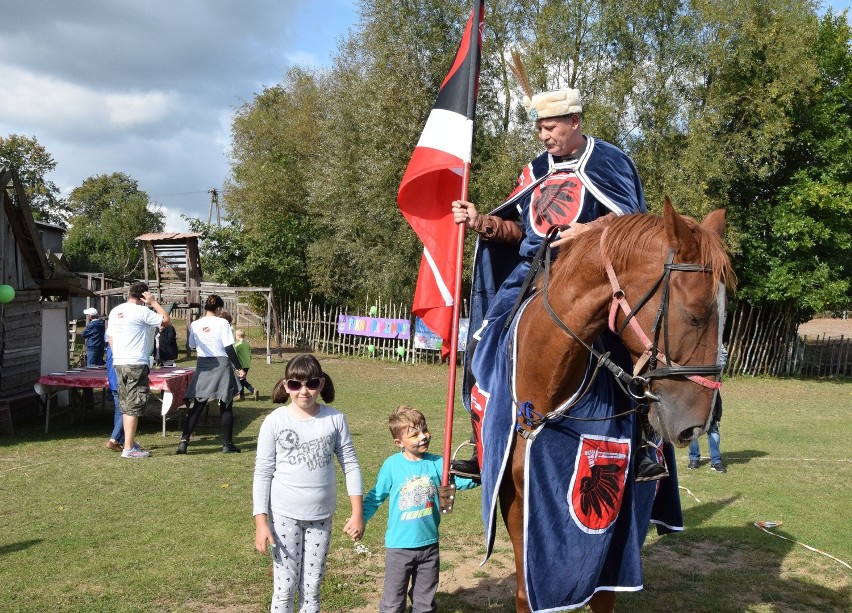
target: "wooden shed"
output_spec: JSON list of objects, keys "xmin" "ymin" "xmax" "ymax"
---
[{"xmin": 0, "ymin": 163, "xmax": 89, "ymax": 428}]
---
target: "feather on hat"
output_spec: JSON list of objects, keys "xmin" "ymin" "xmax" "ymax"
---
[{"xmin": 508, "ymin": 49, "xmax": 582, "ymax": 121}]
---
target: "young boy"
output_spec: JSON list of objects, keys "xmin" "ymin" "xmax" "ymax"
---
[
  {"xmin": 363, "ymin": 406, "xmax": 478, "ymax": 613},
  {"xmin": 233, "ymin": 329, "xmax": 258, "ymax": 400}
]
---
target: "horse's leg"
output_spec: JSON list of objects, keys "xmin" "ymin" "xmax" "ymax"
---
[
  {"xmin": 588, "ymin": 591, "xmax": 616, "ymax": 613},
  {"xmin": 498, "ymin": 435, "xmax": 530, "ymax": 613}
]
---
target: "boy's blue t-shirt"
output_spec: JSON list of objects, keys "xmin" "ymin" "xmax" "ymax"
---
[{"xmin": 363, "ymin": 451, "xmax": 478, "ymax": 549}]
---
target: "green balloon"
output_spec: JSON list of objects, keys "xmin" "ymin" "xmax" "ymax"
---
[
  {"xmin": 0, "ymin": 285, "xmax": 14, "ymax": 304},
  {"xmin": 369, "ymin": 305, "xmax": 378, "ymax": 316},
  {"xmin": 396, "ymin": 346, "xmax": 406, "ymax": 357},
  {"xmin": 367, "ymin": 344, "xmax": 376, "ymax": 354}
]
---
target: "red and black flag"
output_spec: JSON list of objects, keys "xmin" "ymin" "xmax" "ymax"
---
[{"xmin": 397, "ymin": 0, "xmax": 484, "ymax": 357}]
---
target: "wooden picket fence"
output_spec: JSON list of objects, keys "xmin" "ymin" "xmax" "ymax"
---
[
  {"xmin": 271, "ymin": 296, "xmax": 850, "ymax": 376},
  {"xmin": 275, "ymin": 296, "xmax": 467, "ymax": 365},
  {"xmin": 726, "ymin": 302, "xmax": 851, "ymax": 377}
]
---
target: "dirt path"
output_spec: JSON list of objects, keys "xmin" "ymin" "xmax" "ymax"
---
[
  {"xmin": 797, "ymin": 317, "xmax": 852, "ymax": 337},
  {"xmin": 349, "ymin": 532, "xmax": 518, "ymax": 612}
]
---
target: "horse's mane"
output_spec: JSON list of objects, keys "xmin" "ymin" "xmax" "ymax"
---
[{"xmin": 554, "ymin": 212, "xmax": 736, "ymax": 294}]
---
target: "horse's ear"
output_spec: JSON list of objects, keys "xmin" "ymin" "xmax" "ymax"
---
[
  {"xmin": 663, "ymin": 197, "xmax": 699, "ymax": 259},
  {"xmin": 701, "ymin": 208, "xmax": 726, "ymax": 238}
]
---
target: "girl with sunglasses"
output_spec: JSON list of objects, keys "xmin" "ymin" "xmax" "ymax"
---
[
  {"xmin": 176, "ymin": 294, "xmax": 244, "ymax": 454},
  {"xmin": 252, "ymin": 354, "xmax": 364, "ymax": 613}
]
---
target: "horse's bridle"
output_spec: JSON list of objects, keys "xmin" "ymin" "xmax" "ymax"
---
[
  {"xmin": 537, "ymin": 224, "xmax": 722, "ymax": 415},
  {"xmin": 601, "ymin": 226, "xmax": 722, "ymax": 391}
]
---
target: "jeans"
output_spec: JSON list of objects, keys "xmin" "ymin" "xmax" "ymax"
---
[
  {"xmin": 689, "ymin": 420, "xmax": 721, "ymax": 464},
  {"xmin": 109, "ymin": 389, "xmax": 125, "ymax": 445}
]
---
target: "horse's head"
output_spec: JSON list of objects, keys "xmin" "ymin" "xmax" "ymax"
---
[{"xmin": 601, "ymin": 198, "xmax": 734, "ymax": 446}]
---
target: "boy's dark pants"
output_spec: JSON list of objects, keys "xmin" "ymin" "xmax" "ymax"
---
[
  {"xmin": 238, "ymin": 367, "xmax": 254, "ymax": 395},
  {"xmin": 379, "ymin": 544, "xmax": 439, "ymax": 613}
]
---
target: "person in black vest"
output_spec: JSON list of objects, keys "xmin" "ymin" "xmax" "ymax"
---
[{"xmin": 155, "ymin": 322, "xmax": 179, "ymax": 367}]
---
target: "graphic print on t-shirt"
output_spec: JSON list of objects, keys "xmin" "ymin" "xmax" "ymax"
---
[
  {"xmin": 397, "ymin": 474, "xmax": 437, "ymax": 521},
  {"xmin": 277, "ymin": 428, "xmax": 335, "ymax": 471}
]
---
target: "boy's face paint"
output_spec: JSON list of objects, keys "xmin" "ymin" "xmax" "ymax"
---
[{"xmin": 395, "ymin": 426, "xmax": 431, "ymax": 460}]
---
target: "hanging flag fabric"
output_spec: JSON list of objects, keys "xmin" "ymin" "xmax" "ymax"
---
[{"xmin": 397, "ymin": 1, "xmax": 484, "ymax": 357}]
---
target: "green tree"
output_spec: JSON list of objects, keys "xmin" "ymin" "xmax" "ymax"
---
[
  {"xmin": 63, "ymin": 173, "xmax": 164, "ymax": 279},
  {"xmin": 223, "ymin": 68, "xmax": 323, "ymax": 301},
  {"xmin": 221, "ymin": 0, "xmax": 849, "ymax": 321},
  {"xmin": 732, "ymin": 9, "xmax": 852, "ymax": 314},
  {"xmin": 185, "ymin": 214, "xmax": 312, "ymax": 299},
  {"xmin": 0, "ymin": 134, "xmax": 68, "ymax": 224}
]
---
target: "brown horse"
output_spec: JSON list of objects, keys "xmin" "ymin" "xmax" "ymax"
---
[{"xmin": 501, "ymin": 199, "xmax": 734, "ymax": 612}]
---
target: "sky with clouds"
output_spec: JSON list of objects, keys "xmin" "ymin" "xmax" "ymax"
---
[
  {"xmin": 0, "ymin": 0, "xmax": 358, "ymax": 231},
  {"xmin": 1, "ymin": 1, "xmax": 848, "ymax": 232}
]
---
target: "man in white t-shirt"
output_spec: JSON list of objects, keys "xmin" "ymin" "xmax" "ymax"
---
[{"xmin": 107, "ymin": 282, "xmax": 171, "ymax": 459}]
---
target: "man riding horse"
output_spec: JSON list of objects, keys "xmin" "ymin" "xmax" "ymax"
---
[{"xmin": 450, "ymin": 86, "xmax": 666, "ymax": 482}]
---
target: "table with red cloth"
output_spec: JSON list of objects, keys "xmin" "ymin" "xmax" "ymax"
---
[{"xmin": 35, "ymin": 366, "xmax": 195, "ymax": 435}]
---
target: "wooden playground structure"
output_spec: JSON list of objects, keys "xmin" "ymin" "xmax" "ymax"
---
[{"xmin": 92, "ymin": 232, "xmax": 280, "ymax": 363}]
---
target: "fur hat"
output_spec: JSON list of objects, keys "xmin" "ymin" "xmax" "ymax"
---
[
  {"xmin": 523, "ymin": 88, "xmax": 582, "ymax": 121},
  {"xmin": 83, "ymin": 307, "xmax": 98, "ymax": 316}
]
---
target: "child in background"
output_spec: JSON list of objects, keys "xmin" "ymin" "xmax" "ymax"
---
[
  {"xmin": 253, "ymin": 354, "xmax": 363, "ymax": 613},
  {"xmin": 363, "ymin": 405, "xmax": 478, "ymax": 613},
  {"xmin": 233, "ymin": 329, "xmax": 258, "ymax": 400}
]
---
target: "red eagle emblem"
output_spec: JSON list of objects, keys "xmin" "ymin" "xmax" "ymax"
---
[
  {"xmin": 530, "ymin": 172, "xmax": 583, "ymax": 235},
  {"xmin": 202, "ymin": 326, "xmax": 211, "ymax": 333},
  {"xmin": 568, "ymin": 435, "xmax": 630, "ymax": 533}
]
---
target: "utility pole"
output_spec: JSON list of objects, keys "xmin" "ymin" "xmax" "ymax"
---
[{"xmin": 207, "ymin": 188, "xmax": 220, "ymax": 226}]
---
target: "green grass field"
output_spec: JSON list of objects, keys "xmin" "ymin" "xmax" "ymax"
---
[{"xmin": 1, "ymin": 346, "xmax": 849, "ymax": 612}]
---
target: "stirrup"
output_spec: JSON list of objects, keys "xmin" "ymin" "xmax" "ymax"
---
[
  {"xmin": 634, "ymin": 456, "xmax": 669, "ymax": 482},
  {"xmin": 449, "ymin": 440, "xmax": 481, "ymax": 482},
  {"xmin": 634, "ymin": 439, "xmax": 669, "ymax": 482}
]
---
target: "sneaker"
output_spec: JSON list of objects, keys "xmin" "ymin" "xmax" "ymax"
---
[
  {"xmin": 710, "ymin": 462, "xmax": 727, "ymax": 473},
  {"xmin": 253, "ymin": 389, "xmax": 260, "ymax": 401},
  {"xmin": 238, "ymin": 392, "xmax": 245, "ymax": 401},
  {"xmin": 106, "ymin": 439, "xmax": 123, "ymax": 452},
  {"xmin": 687, "ymin": 459, "xmax": 700, "ymax": 470},
  {"xmin": 176, "ymin": 440, "xmax": 189, "ymax": 455},
  {"xmin": 121, "ymin": 448, "xmax": 150, "ymax": 459},
  {"xmin": 222, "ymin": 443, "xmax": 241, "ymax": 454}
]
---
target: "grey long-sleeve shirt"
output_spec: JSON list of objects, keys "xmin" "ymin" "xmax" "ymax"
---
[{"xmin": 252, "ymin": 404, "xmax": 362, "ymax": 520}]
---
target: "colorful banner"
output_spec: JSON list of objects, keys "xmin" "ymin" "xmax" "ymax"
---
[
  {"xmin": 337, "ymin": 315, "xmax": 411, "ymax": 339},
  {"xmin": 414, "ymin": 317, "xmax": 469, "ymax": 351}
]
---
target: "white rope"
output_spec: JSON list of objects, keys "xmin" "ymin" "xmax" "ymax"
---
[
  {"xmin": 753, "ymin": 521, "xmax": 851, "ymax": 570},
  {"xmin": 677, "ymin": 485, "xmax": 701, "ymax": 504},
  {"xmin": 722, "ymin": 457, "xmax": 852, "ymax": 463},
  {"xmin": 0, "ymin": 461, "xmax": 49, "ymax": 474}
]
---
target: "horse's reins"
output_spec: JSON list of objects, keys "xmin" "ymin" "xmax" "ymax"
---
[{"xmin": 518, "ymin": 224, "xmax": 722, "ymax": 432}]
